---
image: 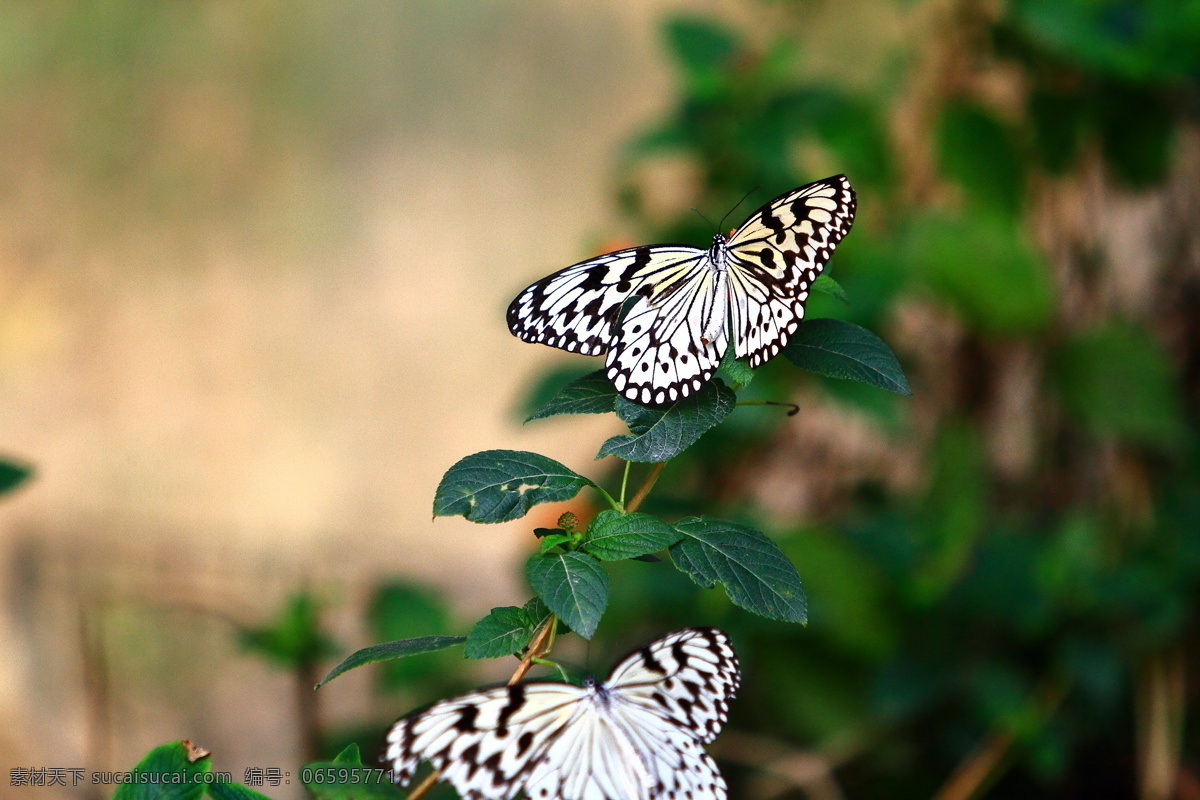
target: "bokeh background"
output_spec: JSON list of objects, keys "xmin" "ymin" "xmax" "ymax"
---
[{"xmin": 1, "ymin": 2, "xmax": 1198, "ymax": 799}]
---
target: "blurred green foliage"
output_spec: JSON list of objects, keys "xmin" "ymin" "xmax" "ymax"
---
[{"xmin": 600, "ymin": 0, "xmax": 1200, "ymax": 797}]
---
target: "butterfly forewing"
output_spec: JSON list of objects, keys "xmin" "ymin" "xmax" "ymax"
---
[
  {"xmin": 607, "ymin": 627, "xmax": 740, "ymax": 744},
  {"xmin": 507, "ymin": 246, "xmax": 706, "ymax": 358},
  {"xmin": 381, "ymin": 628, "xmax": 741, "ymax": 800},
  {"xmin": 725, "ymin": 176, "xmax": 856, "ymax": 365}
]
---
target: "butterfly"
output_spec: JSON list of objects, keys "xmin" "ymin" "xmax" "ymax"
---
[
  {"xmin": 507, "ymin": 175, "xmax": 856, "ymax": 405},
  {"xmin": 381, "ymin": 627, "xmax": 740, "ymax": 800}
]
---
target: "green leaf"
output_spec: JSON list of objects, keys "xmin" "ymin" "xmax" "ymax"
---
[
  {"xmin": 0, "ymin": 459, "xmax": 32, "ymax": 497},
  {"xmin": 367, "ymin": 583, "xmax": 452, "ymax": 689},
  {"xmin": 597, "ymin": 380, "xmax": 737, "ymax": 462},
  {"xmin": 521, "ymin": 596, "xmax": 552, "ymax": 627},
  {"xmin": 526, "ymin": 370, "xmax": 618, "ymax": 421},
  {"xmin": 301, "ymin": 760, "xmax": 400, "ymax": 800},
  {"xmin": 526, "ymin": 552, "xmax": 609, "ymax": 639},
  {"xmin": 539, "ymin": 534, "xmax": 573, "ymax": 553},
  {"xmin": 207, "ymin": 784, "xmax": 275, "ymax": 800},
  {"xmin": 466, "ymin": 606, "xmax": 538, "ymax": 659},
  {"xmin": 238, "ymin": 591, "xmax": 338, "ymax": 670},
  {"xmin": 937, "ymin": 101, "xmax": 1026, "ymax": 216},
  {"xmin": 333, "ymin": 744, "xmax": 363, "ymax": 764},
  {"xmin": 784, "ymin": 319, "xmax": 911, "ymax": 396},
  {"xmin": 669, "ymin": 516, "xmax": 807, "ymax": 623},
  {"xmin": 433, "ymin": 450, "xmax": 594, "ymax": 523},
  {"xmin": 717, "ymin": 338, "xmax": 756, "ymax": 388},
  {"xmin": 583, "ymin": 510, "xmax": 682, "ymax": 561},
  {"xmin": 812, "ymin": 274, "xmax": 849, "ymax": 304},
  {"xmin": 664, "ymin": 16, "xmax": 739, "ymax": 78},
  {"xmin": 316, "ymin": 636, "xmax": 465, "ymax": 688},
  {"xmin": 112, "ymin": 741, "xmax": 211, "ymax": 800},
  {"xmin": 1052, "ymin": 325, "xmax": 1185, "ymax": 446}
]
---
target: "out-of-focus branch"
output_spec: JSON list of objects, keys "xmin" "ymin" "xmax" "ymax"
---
[
  {"xmin": 715, "ymin": 730, "xmax": 858, "ymax": 800},
  {"xmin": 932, "ymin": 678, "xmax": 1069, "ymax": 800},
  {"xmin": 1136, "ymin": 647, "xmax": 1187, "ymax": 800}
]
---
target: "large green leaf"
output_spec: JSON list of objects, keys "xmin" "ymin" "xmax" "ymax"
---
[
  {"xmin": 785, "ymin": 319, "xmax": 911, "ymax": 396},
  {"xmin": 526, "ymin": 370, "xmax": 619, "ymax": 422},
  {"xmin": 316, "ymin": 636, "xmax": 466, "ymax": 688},
  {"xmin": 526, "ymin": 552, "xmax": 609, "ymax": 639},
  {"xmin": 670, "ymin": 516, "xmax": 807, "ymax": 623},
  {"xmin": 597, "ymin": 380, "xmax": 736, "ymax": 462},
  {"xmin": 583, "ymin": 510, "xmax": 682, "ymax": 561},
  {"xmin": 433, "ymin": 450, "xmax": 593, "ymax": 523},
  {"xmin": 112, "ymin": 742, "xmax": 211, "ymax": 800}
]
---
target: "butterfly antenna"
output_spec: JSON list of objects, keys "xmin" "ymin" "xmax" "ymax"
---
[
  {"xmin": 719, "ymin": 186, "xmax": 760, "ymax": 233},
  {"xmin": 691, "ymin": 207, "xmax": 716, "ymax": 234}
]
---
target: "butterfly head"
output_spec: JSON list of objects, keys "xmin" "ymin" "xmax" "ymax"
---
[{"xmin": 708, "ymin": 233, "xmax": 730, "ymax": 270}]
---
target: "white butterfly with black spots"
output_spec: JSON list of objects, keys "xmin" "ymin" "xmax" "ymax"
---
[
  {"xmin": 507, "ymin": 175, "xmax": 856, "ymax": 405},
  {"xmin": 381, "ymin": 627, "xmax": 740, "ymax": 800}
]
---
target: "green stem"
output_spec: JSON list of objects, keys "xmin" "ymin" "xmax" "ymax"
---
[
  {"xmin": 619, "ymin": 461, "xmax": 631, "ymax": 508},
  {"xmin": 591, "ymin": 482, "xmax": 623, "ymax": 513},
  {"xmin": 529, "ymin": 656, "xmax": 570, "ymax": 682}
]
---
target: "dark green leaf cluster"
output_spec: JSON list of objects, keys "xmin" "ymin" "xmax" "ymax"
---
[{"xmin": 426, "ymin": 334, "xmax": 907, "ymax": 643}]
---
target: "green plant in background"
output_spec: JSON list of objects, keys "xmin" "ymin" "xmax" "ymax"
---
[{"xmin": 597, "ymin": 2, "xmax": 1200, "ymax": 799}]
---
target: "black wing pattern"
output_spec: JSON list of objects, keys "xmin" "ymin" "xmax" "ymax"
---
[
  {"xmin": 380, "ymin": 628, "xmax": 741, "ymax": 800},
  {"xmin": 726, "ymin": 175, "xmax": 856, "ymax": 367}
]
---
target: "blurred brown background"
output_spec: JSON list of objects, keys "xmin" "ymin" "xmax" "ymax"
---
[{"xmin": 0, "ymin": 0, "xmax": 699, "ymax": 789}]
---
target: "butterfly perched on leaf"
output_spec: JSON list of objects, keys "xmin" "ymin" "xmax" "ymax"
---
[
  {"xmin": 381, "ymin": 628, "xmax": 740, "ymax": 800},
  {"xmin": 507, "ymin": 175, "xmax": 856, "ymax": 405}
]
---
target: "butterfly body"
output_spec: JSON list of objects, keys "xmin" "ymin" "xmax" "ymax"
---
[
  {"xmin": 382, "ymin": 628, "xmax": 740, "ymax": 800},
  {"xmin": 507, "ymin": 175, "xmax": 856, "ymax": 405}
]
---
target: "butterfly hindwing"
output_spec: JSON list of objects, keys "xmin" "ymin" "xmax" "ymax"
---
[
  {"xmin": 605, "ymin": 266, "xmax": 727, "ymax": 406},
  {"xmin": 381, "ymin": 628, "xmax": 741, "ymax": 800},
  {"xmin": 726, "ymin": 175, "xmax": 857, "ymax": 366}
]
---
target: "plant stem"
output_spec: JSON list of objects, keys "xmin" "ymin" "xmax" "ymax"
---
[
  {"xmin": 625, "ymin": 461, "xmax": 666, "ymax": 514},
  {"xmin": 405, "ymin": 615, "xmax": 559, "ymax": 800},
  {"xmin": 619, "ymin": 461, "xmax": 631, "ymax": 508},
  {"xmin": 591, "ymin": 481, "xmax": 623, "ymax": 513}
]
